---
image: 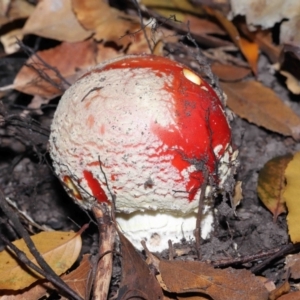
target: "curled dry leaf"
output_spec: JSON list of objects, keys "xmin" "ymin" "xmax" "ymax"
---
[
  {"xmin": 205, "ymin": 6, "xmax": 259, "ymax": 74},
  {"xmin": 72, "ymin": 0, "xmax": 154, "ymax": 50},
  {"xmin": 280, "ymin": 71, "xmax": 300, "ymax": 95},
  {"xmin": 268, "ymin": 281, "xmax": 290, "ymax": 300},
  {"xmin": 13, "ymin": 39, "xmax": 119, "ymax": 98},
  {"xmin": 286, "ymin": 253, "xmax": 300, "ymax": 280},
  {"xmin": 283, "ymin": 151, "xmax": 300, "ymax": 243},
  {"xmin": 211, "ymin": 62, "xmax": 251, "ymax": 82},
  {"xmin": 22, "ymin": 0, "xmax": 91, "ymax": 42},
  {"xmin": 277, "ymin": 291, "xmax": 300, "ymax": 300},
  {"xmin": 221, "ymin": 80, "xmax": 300, "ymax": 140},
  {"xmin": 158, "ymin": 260, "xmax": 269, "ymax": 300},
  {"xmin": 257, "ymin": 154, "xmax": 293, "ymax": 222},
  {"xmin": 0, "ymin": 231, "xmax": 82, "ymax": 290},
  {"xmin": 0, "ymin": 0, "xmax": 35, "ymax": 27},
  {"xmin": 117, "ymin": 230, "xmax": 163, "ymax": 300}
]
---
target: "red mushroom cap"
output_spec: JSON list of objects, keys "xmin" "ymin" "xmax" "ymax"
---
[{"xmin": 49, "ymin": 54, "xmax": 236, "ymax": 214}]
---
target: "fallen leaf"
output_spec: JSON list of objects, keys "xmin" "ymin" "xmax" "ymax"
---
[
  {"xmin": 232, "ymin": 180, "xmax": 243, "ymax": 209},
  {"xmin": 253, "ymin": 29, "xmax": 281, "ymax": 63},
  {"xmin": 277, "ymin": 290, "xmax": 300, "ymax": 300},
  {"xmin": 0, "ymin": 29, "xmax": 23, "ymax": 54},
  {"xmin": 205, "ymin": 6, "xmax": 259, "ymax": 74},
  {"xmin": 117, "ymin": 230, "xmax": 163, "ymax": 300},
  {"xmin": 211, "ymin": 62, "xmax": 251, "ymax": 81},
  {"xmin": 13, "ymin": 39, "xmax": 119, "ymax": 98},
  {"xmin": 283, "ymin": 151, "xmax": 300, "ymax": 243},
  {"xmin": 158, "ymin": 260, "xmax": 269, "ymax": 300},
  {"xmin": 140, "ymin": 0, "xmax": 204, "ymax": 15},
  {"xmin": 257, "ymin": 154, "xmax": 293, "ymax": 221},
  {"xmin": 286, "ymin": 253, "xmax": 300, "ymax": 280},
  {"xmin": 0, "ymin": 280, "xmax": 51, "ymax": 300},
  {"xmin": 280, "ymin": 71, "xmax": 300, "ymax": 95},
  {"xmin": 0, "ymin": 0, "xmax": 34, "ymax": 27},
  {"xmin": 0, "ymin": 231, "xmax": 82, "ymax": 290},
  {"xmin": 22, "ymin": 0, "xmax": 91, "ymax": 42},
  {"xmin": 269, "ymin": 281, "xmax": 290, "ymax": 300},
  {"xmin": 62, "ymin": 254, "xmax": 91, "ymax": 299},
  {"xmin": 72, "ymin": 0, "xmax": 152, "ymax": 50},
  {"xmin": 221, "ymin": 80, "xmax": 300, "ymax": 140}
]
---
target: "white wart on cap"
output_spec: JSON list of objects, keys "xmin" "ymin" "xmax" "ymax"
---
[{"xmin": 49, "ymin": 54, "xmax": 238, "ymax": 251}]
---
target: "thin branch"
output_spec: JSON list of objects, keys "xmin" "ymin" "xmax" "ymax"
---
[
  {"xmin": 131, "ymin": 0, "xmax": 153, "ymax": 53},
  {"xmin": 17, "ymin": 40, "xmax": 71, "ymax": 91},
  {"xmin": 0, "ymin": 188, "xmax": 83, "ymax": 300}
]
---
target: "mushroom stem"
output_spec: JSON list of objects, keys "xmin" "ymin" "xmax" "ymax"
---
[{"xmin": 92, "ymin": 203, "xmax": 116, "ymax": 300}]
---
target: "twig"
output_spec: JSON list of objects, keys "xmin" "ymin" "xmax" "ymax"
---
[
  {"xmin": 0, "ymin": 188, "xmax": 83, "ymax": 300},
  {"xmin": 251, "ymin": 243, "xmax": 299, "ymax": 274},
  {"xmin": 92, "ymin": 203, "xmax": 116, "ymax": 300},
  {"xmin": 17, "ymin": 40, "xmax": 71, "ymax": 91},
  {"xmin": 131, "ymin": 0, "xmax": 153, "ymax": 53}
]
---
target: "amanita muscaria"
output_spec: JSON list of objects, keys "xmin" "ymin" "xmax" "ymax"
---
[{"xmin": 49, "ymin": 54, "xmax": 238, "ymax": 251}]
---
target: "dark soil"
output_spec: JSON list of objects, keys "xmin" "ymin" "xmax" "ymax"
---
[{"xmin": 1, "ymin": 39, "xmax": 300, "ymax": 298}]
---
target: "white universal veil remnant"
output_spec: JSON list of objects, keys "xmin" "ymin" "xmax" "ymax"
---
[{"xmin": 49, "ymin": 54, "xmax": 238, "ymax": 251}]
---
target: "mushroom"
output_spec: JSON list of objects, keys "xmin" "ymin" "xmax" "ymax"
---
[{"xmin": 49, "ymin": 54, "xmax": 238, "ymax": 251}]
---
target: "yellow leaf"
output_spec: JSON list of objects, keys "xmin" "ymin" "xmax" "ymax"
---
[
  {"xmin": 0, "ymin": 231, "xmax": 82, "ymax": 290},
  {"xmin": 257, "ymin": 155, "xmax": 293, "ymax": 221},
  {"xmin": 283, "ymin": 151, "xmax": 300, "ymax": 243}
]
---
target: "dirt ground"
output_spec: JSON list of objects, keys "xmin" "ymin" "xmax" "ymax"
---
[{"xmin": 1, "ymin": 40, "xmax": 300, "ymax": 298}]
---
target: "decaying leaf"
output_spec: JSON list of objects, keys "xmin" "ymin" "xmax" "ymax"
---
[
  {"xmin": 13, "ymin": 39, "xmax": 119, "ymax": 98},
  {"xmin": 118, "ymin": 231, "xmax": 163, "ymax": 300},
  {"xmin": 0, "ymin": 0, "xmax": 35, "ymax": 27},
  {"xmin": 62, "ymin": 254, "xmax": 92, "ymax": 299},
  {"xmin": 0, "ymin": 231, "xmax": 82, "ymax": 290},
  {"xmin": 286, "ymin": 253, "xmax": 300, "ymax": 280},
  {"xmin": 205, "ymin": 6, "xmax": 259, "ymax": 74},
  {"xmin": 277, "ymin": 290, "xmax": 300, "ymax": 300},
  {"xmin": 158, "ymin": 260, "xmax": 269, "ymax": 300},
  {"xmin": 283, "ymin": 151, "xmax": 300, "ymax": 243},
  {"xmin": 211, "ymin": 62, "xmax": 251, "ymax": 82},
  {"xmin": 279, "ymin": 71, "xmax": 300, "ymax": 95},
  {"xmin": 232, "ymin": 180, "xmax": 243, "ymax": 209},
  {"xmin": 269, "ymin": 281, "xmax": 290, "ymax": 300},
  {"xmin": 221, "ymin": 81, "xmax": 300, "ymax": 140},
  {"xmin": 72, "ymin": 0, "xmax": 154, "ymax": 51},
  {"xmin": 257, "ymin": 154, "xmax": 293, "ymax": 221},
  {"xmin": 22, "ymin": 0, "xmax": 91, "ymax": 42}
]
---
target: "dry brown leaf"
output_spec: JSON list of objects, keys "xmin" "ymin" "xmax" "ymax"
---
[
  {"xmin": 0, "ymin": 254, "xmax": 91, "ymax": 299},
  {"xmin": 283, "ymin": 151, "xmax": 300, "ymax": 243},
  {"xmin": 232, "ymin": 180, "xmax": 243, "ymax": 209},
  {"xmin": 141, "ymin": 0, "xmax": 204, "ymax": 15},
  {"xmin": 72, "ymin": 1, "xmax": 148, "ymax": 48},
  {"xmin": 278, "ymin": 291, "xmax": 300, "ymax": 300},
  {"xmin": 269, "ymin": 281, "xmax": 290, "ymax": 300},
  {"xmin": 118, "ymin": 231, "xmax": 163, "ymax": 300},
  {"xmin": 0, "ymin": 29, "xmax": 23, "ymax": 54},
  {"xmin": 211, "ymin": 62, "xmax": 251, "ymax": 81},
  {"xmin": 0, "ymin": 0, "xmax": 34, "ymax": 26},
  {"xmin": 13, "ymin": 39, "xmax": 120, "ymax": 98},
  {"xmin": 62, "ymin": 254, "xmax": 91, "ymax": 299},
  {"xmin": 286, "ymin": 253, "xmax": 300, "ymax": 280},
  {"xmin": 280, "ymin": 71, "xmax": 300, "ymax": 95},
  {"xmin": 22, "ymin": 0, "xmax": 91, "ymax": 42},
  {"xmin": 205, "ymin": 6, "xmax": 259, "ymax": 74},
  {"xmin": 253, "ymin": 29, "xmax": 281, "ymax": 64},
  {"xmin": 221, "ymin": 81, "xmax": 300, "ymax": 140},
  {"xmin": 158, "ymin": 260, "xmax": 269, "ymax": 300},
  {"xmin": 0, "ymin": 231, "xmax": 82, "ymax": 290},
  {"xmin": 257, "ymin": 154, "xmax": 292, "ymax": 221},
  {"xmin": 0, "ymin": 280, "xmax": 51, "ymax": 300}
]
